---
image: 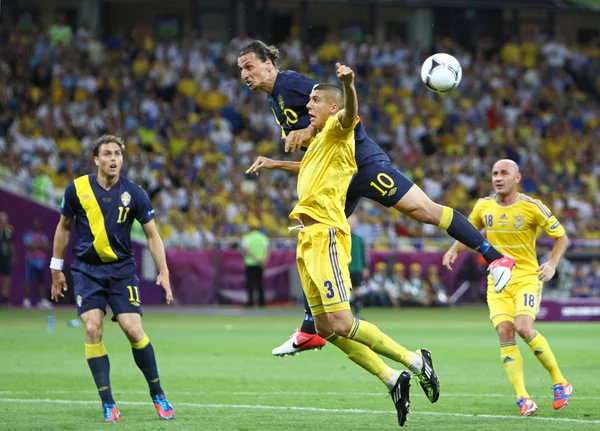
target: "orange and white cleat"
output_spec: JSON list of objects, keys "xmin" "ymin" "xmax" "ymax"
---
[
  {"xmin": 103, "ymin": 403, "xmax": 120, "ymax": 422},
  {"xmin": 516, "ymin": 397, "xmax": 538, "ymax": 416},
  {"xmin": 489, "ymin": 255, "xmax": 516, "ymax": 293},
  {"xmin": 552, "ymin": 382, "xmax": 573, "ymax": 410},
  {"xmin": 153, "ymin": 394, "xmax": 174, "ymax": 420},
  {"xmin": 272, "ymin": 330, "xmax": 326, "ymax": 356}
]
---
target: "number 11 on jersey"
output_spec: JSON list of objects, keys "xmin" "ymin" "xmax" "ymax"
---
[{"xmin": 117, "ymin": 206, "xmax": 130, "ymax": 223}]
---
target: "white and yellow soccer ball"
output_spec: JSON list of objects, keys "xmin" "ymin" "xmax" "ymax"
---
[{"xmin": 420, "ymin": 53, "xmax": 462, "ymax": 94}]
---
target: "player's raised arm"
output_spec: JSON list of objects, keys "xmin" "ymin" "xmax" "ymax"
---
[
  {"xmin": 336, "ymin": 62, "xmax": 358, "ymax": 128},
  {"xmin": 141, "ymin": 219, "xmax": 173, "ymax": 304},
  {"xmin": 246, "ymin": 156, "xmax": 301, "ymax": 175},
  {"xmin": 50, "ymin": 214, "xmax": 73, "ymax": 301}
]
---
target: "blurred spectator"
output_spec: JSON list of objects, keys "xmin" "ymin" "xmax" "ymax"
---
[
  {"xmin": 363, "ymin": 262, "xmax": 396, "ymax": 307},
  {"xmin": 31, "ymin": 166, "xmax": 54, "ymax": 204},
  {"xmin": 586, "ymin": 260, "xmax": 600, "ymax": 297},
  {"xmin": 164, "ymin": 216, "xmax": 193, "ymax": 250},
  {"xmin": 49, "ymin": 13, "xmax": 73, "ymax": 48},
  {"xmin": 402, "ymin": 263, "xmax": 430, "ymax": 306},
  {"xmin": 572, "ymin": 264, "xmax": 592, "ymax": 298},
  {"xmin": 23, "ymin": 217, "xmax": 51, "ymax": 309},
  {"xmin": 425, "ymin": 264, "xmax": 449, "ymax": 307},
  {"xmin": 240, "ymin": 219, "xmax": 269, "ymax": 307},
  {"xmin": 348, "ymin": 216, "xmax": 368, "ymax": 315},
  {"xmin": 0, "ymin": 211, "xmax": 15, "ymax": 305},
  {"xmin": 390, "ymin": 262, "xmax": 408, "ymax": 305}
]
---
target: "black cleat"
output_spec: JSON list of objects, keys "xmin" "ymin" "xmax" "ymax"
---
[
  {"xmin": 390, "ymin": 370, "xmax": 411, "ymax": 427},
  {"xmin": 415, "ymin": 348, "xmax": 440, "ymax": 403}
]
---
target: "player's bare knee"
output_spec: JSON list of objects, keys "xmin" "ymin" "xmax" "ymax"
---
[
  {"xmin": 411, "ymin": 207, "xmax": 439, "ymax": 225},
  {"xmin": 495, "ymin": 322, "xmax": 515, "ymax": 340},
  {"xmin": 315, "ymin": 327, "xmax": 333, "ymax": 339},
  {"xmin": 84, "ymin": 322, "xmax": 103, "ymax": 343},
  {"xmin": 327, "ymin": 314, "xmax": 353, "ymax": 337},
  {"xmin": 314, "ymin": 315, "xmax": 334, "ymax": 338},
  {"xmin": 121, "ymin": 324, "xmax": 144, "ymax": 343},
  {"xmin": 515, "ymin": 324, "xmax": 534, "ymax": 340}
]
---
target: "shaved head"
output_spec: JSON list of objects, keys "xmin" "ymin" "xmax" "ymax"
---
[
  {"xmin": 312, "ymin": 84, "xmax": 344, "ymax": 108},
  {"xmin": 306, "ymin": 84, "xmax": 344, "ymax": 130},
  {"xmin": 493, "ymin": 159, "xmax": 520, "ymax": 175},
  {"xmin": 492, "ymin": 159, "xmax": 521, "ymax": 201}
]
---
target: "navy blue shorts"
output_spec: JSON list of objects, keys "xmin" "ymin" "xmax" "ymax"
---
[
  {"xmin": 72, "ymin": 266, "xmax": 142, "ymax": 318},
  {"xmin": 345, "ymin": 161, "xmax": 414, "ymax": 217}
]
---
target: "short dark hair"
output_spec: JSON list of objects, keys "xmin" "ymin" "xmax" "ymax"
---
[
  {"xmin": 238, "ymin": 40, "xmax": 280, "ymax": 67},
  {"xmin": 92, "ymin": 134, "xmax": 125, "ymax": 157},
  {"xmin": 313, "ymin": 83, "xmax": 344, "ymax": 108}
]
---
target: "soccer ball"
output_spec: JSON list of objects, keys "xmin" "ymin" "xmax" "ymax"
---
[{"xmin": 420, "ymin": 53, "xmax": 462, "ymax": 94}]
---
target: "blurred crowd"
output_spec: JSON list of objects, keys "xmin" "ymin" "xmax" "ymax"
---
[
  {"xmin": 354, "ymin": 261, "xmax": 451, "ymax": 308},
  {"xmin": 571, "ymin": 260, "xmax": 600, "ymax": 298},
  {"xmin": 1, "ymin": 14, "xmax": 600, "ymax": 249}
]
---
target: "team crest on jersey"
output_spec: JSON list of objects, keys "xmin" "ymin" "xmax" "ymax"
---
[
  {"xmin": 278, "ymin": 95, "xmax": 285, "ymax": 110},
  {"xmin": 121, "ymin": 192, "xmax": 131, "ymax": 207},
  {"xmin": 76, "ymin": 295, "xmax": 82, "ymax": 307},
  {"xmin": 513, "ymin": 215, "xmax": 524, "ymax": 229}
]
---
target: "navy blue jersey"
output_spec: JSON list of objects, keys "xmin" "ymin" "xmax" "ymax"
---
[
  {"xmin": 61, "ymin": 174, "xmax": 155, "ymax": 268},
  {"xmin": 268, "ymin": 70, "xmax": 390, "ymax": 168}
]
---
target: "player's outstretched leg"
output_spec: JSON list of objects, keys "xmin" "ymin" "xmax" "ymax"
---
[
  {"xmin": 272, "ymin": 293, "xmax": 326, "ymax": 356},
  {"xmin": 119, "ymin": 313, "xmax": 174, "ymax": 421},
  {"xmin": 324, "ymin": 333, "xmax": 411, "ymax": 427},
  {"xmin": 82, "ymin": 310, "xmax": 119, "ymax": 422},
  {"xmin": 519, "ymin": 323, "xmax": 572, "ymax": 410},
  {"xmin": 496, "ymin": 321, "xmax": 535, "ymax": 415},
  {"xmin": 393, "ymin": 185, "xmax": 516, "ymax": 291},
  {"xmin": 130, "ymin": 334, "xmax": 174, "ymax": 420},
  {"xmin": 343, "ymin": 317, "xmax": 440, "ymax": 403}
]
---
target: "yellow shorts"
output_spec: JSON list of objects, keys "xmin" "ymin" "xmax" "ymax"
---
[
  {"xmin": 487, "ymin": 276, "xmax": 543, "ymax": 327},
  {"xmin": 296, "ymin": 224, "xmax": 352, "ymax": 316}
]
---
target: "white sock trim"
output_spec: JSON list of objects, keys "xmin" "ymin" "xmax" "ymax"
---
[{"xmin": 410, "ymin": 352, "xmax": 423, "ymax": 374}]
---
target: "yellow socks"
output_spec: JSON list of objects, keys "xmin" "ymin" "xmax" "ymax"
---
[
  {"xmin": 85, "ymin": 341, "xmax": 107, "ymax": 359},
  {"xmin": 347, "ymin": 318, "xmax": 417, "ymax": 371},
  {"xmin": 325, "ymin": 333, "xmax": 387, "ymax": 376},
  {"xmin": 500, "ymin": 340, "xmax": 528, "ymax": 399},
  {"xmin": 524, "ymin": 330, "xmax": 566, "ymax": 385},
  {"xmin": 325, "ymin": 333, "xmax": 399, "ymax": 390}
]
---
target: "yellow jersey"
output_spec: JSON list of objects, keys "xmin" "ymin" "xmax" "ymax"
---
[
  {"xmin": 289, "ymin": 113, "xmax": 358, "ymax": 234},
  {"xmin": 468, "ymin": 193, "xmax": 566, "ymax": 282}
]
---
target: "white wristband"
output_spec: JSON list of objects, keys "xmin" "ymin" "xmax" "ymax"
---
[{"xmin": 50, "ymin": 258, "xmax": 64, "ymax": 271}]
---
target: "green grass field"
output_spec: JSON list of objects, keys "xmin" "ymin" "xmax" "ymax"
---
[{"xmin": 0, "ymin": 306, "xmax": 598, "ymax": 430}]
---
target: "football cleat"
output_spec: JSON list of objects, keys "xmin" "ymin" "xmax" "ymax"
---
[
  {"xmin": 103, "ymin": 403, "xmax": 120, "ymax": 422},
  {"xmin": 552, "ymin": 382, "xmax": 572, "ymax": 410},
  {"xmin": 414, "ymin": 348, "xmax": 440, "ymax": 403},
  {"xmin": 153, "ymin": 394, "xmax": 174, "ymax": 420},
  {"xmin": 390, "ymin": 371, "xmax": 411, "ymax": 427},
  {"xmin": 516, "ymin": 397, "xmax": 538, "ymax": 416},
  {"xmin": 272, "ymin": 330, "xmax": 326, "ymax": 356},
  {"xmin": 488, "ymin": 256, "xmax": 516, "ymax": 293}
]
